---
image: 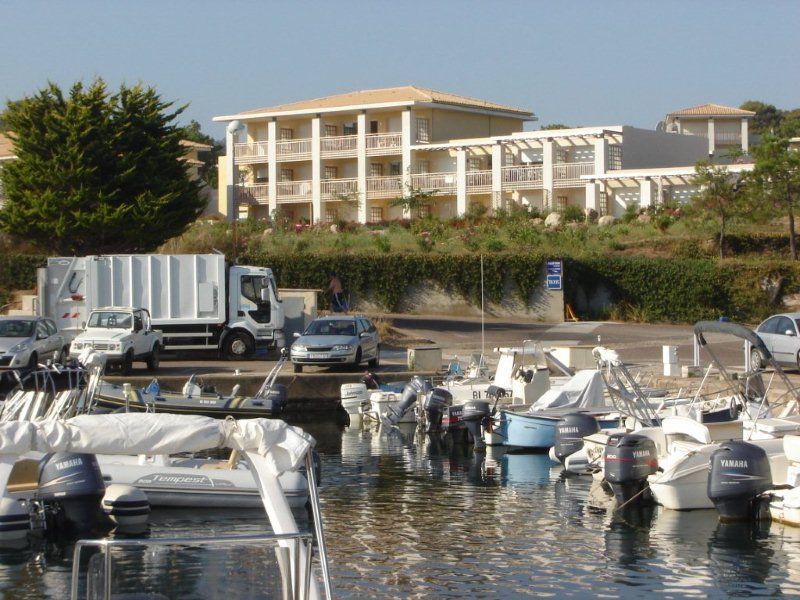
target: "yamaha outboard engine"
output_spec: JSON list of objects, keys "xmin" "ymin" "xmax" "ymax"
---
[
  {"xmin": 461, "ymin": 400, "xmax": 491, "ymax": 451},
  {"xmin": 423, "ymin": 388, "xmax": 453, "ymax": 433},
  {"xmin": 260, "ymin": 383, "xmax": 288, "ymax": 417},
  {"xmin": 385, "ymin": 376, "xmax": 432, "ymax": 425},
  {"xmin": 553, "ymin": 413, "xmax": 600, "ymax": 465},
  {"xmin": 708, "ymin": 441, "xmax": 773, "ymax": 521},
  {"xmin": 38, "ymin": 453, "xmax": 107, "ymax": 536},
  {"xmin": 604, "ymin": 434, "xmax": 658, "ymax": 507}
]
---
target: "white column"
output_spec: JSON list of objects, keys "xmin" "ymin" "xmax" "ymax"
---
[
  {"xmin": 401, "ymin": 108, "xmax": 413, "ymax": 218},
  {"xmin": 357, "ymin": 112, "xmax": 367, "ymax": 224},
  {"xmin": 639, "ymin": 177, "xmax": 653, "ymax": 208},
  {"xmin": 491, "ymin": 143, "xmax": 503, "ymax": 211},
  {"xmin": 224, "ymin": 126, "xmax": 239, "ymax": 221},
  {"xmin": 741, "ymin": 118, "xmax": 749, "ymax": 153},
  {"xmin": 311, "ymin": 115, "xmax": 321, "ymax": 222},
  {"xmin": 542, "ymin": 140, "xmax": 554, "ymax": 211},
  {"xmin": 585, "ymin": 180, "xmax": 598, "ymax": 212},
  {"xmin": 593, "ymin": 137, "xmax": 608, "ymax": 175},
  {"xmin": 707, "ymin": 118, "xmax": 715, "ymax": 156},
  {"xmin": 675, "ymin": 118, "xmax": 682, "ymax": 134},
  {"xmin": 456, "ymin": 148, "xmax": 467, "ymax": 216},
  {"xmin": 267, "ymin": 119, "xmax": 277, "ymax": 217}
]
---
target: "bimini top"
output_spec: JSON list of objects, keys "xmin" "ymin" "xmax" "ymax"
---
[{"xmin": 694, "ymin": 320, "xmax": 771, "ymax": 360}]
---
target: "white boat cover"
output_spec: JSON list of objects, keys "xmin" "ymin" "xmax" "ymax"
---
[
  {"xmin": 529, "ymin": 370, "xmax": 605, "ymax": 411},
  {"xmin": 0, "ymin": 413, "xmax": 314, "ymax": 475}
]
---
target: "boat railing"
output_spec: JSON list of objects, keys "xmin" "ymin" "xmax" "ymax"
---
[{"xmin": 71, "ymin": 531, "xmax": 315, "ymax": 600}]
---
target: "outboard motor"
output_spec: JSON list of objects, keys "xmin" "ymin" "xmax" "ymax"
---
[
  {"xmin": 708, "ymin": 441, "xmax": 773, "ymax": 521},
  {"xmin": 461, "ymin": 400, "xmax": 491, "ymax": 451},
  {"xmin": 260, "ymin": 383, "xmax": 288, "ymax": 417},
  {"xmin": 102, "ymin": 485, "xmax": 150, "ymax": 530},
  {"xmin": 553, "ymin": 413, "xmax": 600, "ymax": 465},
  {"xmin": 423, "ymin": 388, "xmax": 453, "ymax": 433},
  {"xmin": 604, "ymin": 434, "xmax": 658, "ymax": 507},
  {"xmin": 361, "ymin": 372, "xmax": 383, "ymax": 390},
  {"xmin": 385, "ymin": 376, "xmax": 432, "ymax": 425},
  {"xmin": 38, "ymin": 453, "xmax": 107, "ymax": 536}
]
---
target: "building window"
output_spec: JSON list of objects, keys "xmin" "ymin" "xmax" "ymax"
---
[
  {"xmin": 324, "ymin": 166, "xmax": 338, "ymax": 180},
  {"xmin": 608, "ymin": 145, "xmax": 623, "ymax": 170},
  {"xmin": 255, "ymin": 167, "xmax": 268, "ymax": 184},
  {"xmin": 325, "ymin": 208, "xmax": 338, "ymax": 223},
  {"xmin": 556, "ymin": 148, "xmax": 568, "ymax": 163},
  {"xmin": 279, "ymin": 128, "xmax": 293, "ymax": 141},
  {"xmin": 467, "ymin": 157, "xmax": 483, "ymax": 171},
  {"xmin": 556, "ymin": 196, "xmax": 568, "ymax": 211},
  {"xmin": 389, "ymin": 161, "xmax": 402, "ymax": 176},
  {"xmin": 599, "ymin": 191, "xmax": 609, "ymax": 216},
  {"xmin": 280, "ymin": 168, "xmax": 293, "ymax": 182},
  {"xmin": 416, "ymin": 204, "xmax": 431, "ymax": 218},
  {"xmin": 504, "ymin": 151, "xmax": 515, "ymax": 167},
  {"xmin": 415, "ymin": 161, "xmax": 430, "ymax": 174},
  {"xmin": 324, "ymin": 124, "xmax": 338, "ymax": 137},
  {"xmin": 370, "ymin": 206, "xmax": 384, "ymax": 223},
  {"xmin": 343, "ymin": 122, "xmax": 357, "ymax": 135},
  {"xmin": 370, "ymin": 163, "xmax": 384, "ymax": 177},
  {"xmin": 416, "ymin": 118, "xmax": 430, "ymax": 143},
  {"xmin": 370, "ymin": 121, "xmax": 379, "ymax": 134}
]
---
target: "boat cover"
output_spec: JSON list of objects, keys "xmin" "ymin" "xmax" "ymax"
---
[
  {"xmin": 530, "ymin": 370, "xmax": 605, "ymax": 411},
  {"xmin": 0, "ymin": 413, "xmax": 314, "ymax": 475}
]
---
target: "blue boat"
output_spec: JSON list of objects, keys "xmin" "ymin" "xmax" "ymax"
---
[{"xmin": 495, "ymin": 409, "xmax": 619, "ymax": 450}]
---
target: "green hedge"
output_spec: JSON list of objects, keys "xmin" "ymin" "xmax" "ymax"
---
[{"xmin": 0, "ymin": 254, "xmax": 46, "ymax": 309}]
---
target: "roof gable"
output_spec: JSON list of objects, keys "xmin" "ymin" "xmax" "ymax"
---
[{"xmin": 667, "ymin": 103, "xmax": 755, "ymax": 118}]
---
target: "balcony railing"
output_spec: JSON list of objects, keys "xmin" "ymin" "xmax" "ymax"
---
[
  {"xmin": 466, "ymin": 170, "xmax": 492, "ymax": 193},
  {"xmin": 502, "ymin": 165, "xmax": 543, "ymax": 190},
  {"xmin": 277, "ymin": 179, "xmax": 312, "ymax": 201},
  {"xmin": 715, "ymin": 132, "xmax": 742, "ymax": 144},
  {"xmin": 276, "ymin": 139, "xmax": 312, "ymax": 161},
  {"xmin": 410, "ymin": 171, "xmax": 456, "ymax": 193},
  {"xmin": 234, "ymin": 141, "xmax": 269, "ymax": 165},
  {"xmin": 366, "ymin": 133, "xmax": 402, "ymax": 155},
  {"xmin": 321, "ymin": 135, "xmax": 357, "ymax": 157},
  {"xmin": 553, "ymin": 161, "xmax": 594, "ymax": 186},
  {"xmin": 236, "ymin": 183, "xmax": 269, "ymax": 204},
  {"xmin": 366, "ymin": 175, "xmax": 403, "ymax": 199},
  {"xmin": 321, "ymin": 177, "xmax": 358, "ymax": 199}
]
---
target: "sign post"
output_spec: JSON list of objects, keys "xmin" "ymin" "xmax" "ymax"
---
[{"xmin": 546, "ymin": 259, "xmax": 563, "ymax": 291}]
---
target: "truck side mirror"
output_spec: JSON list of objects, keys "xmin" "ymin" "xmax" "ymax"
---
[{"xmin": 260, "ymin": 288, "xmax": 269, "ymax": 302}]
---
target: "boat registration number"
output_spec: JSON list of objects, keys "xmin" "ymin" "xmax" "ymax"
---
[{"xmin": 309, "ymin": 353, "xmax": 327, "ymax": 359}]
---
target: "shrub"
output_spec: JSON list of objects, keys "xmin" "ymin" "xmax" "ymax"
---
[
  {"xmin": 562, "ymin": 204, "xmax": 585, "ymax": 223},
  {"xmin": 484, "ymin": 236, "xmax": 505, "ymax": 252},
  {"xmin": 373, "ymin": 235, "xmax": 391, "ymax": 253},
  {"xmin": 621, "ymin": 202, "xmax": 640, "ymax": 224}
]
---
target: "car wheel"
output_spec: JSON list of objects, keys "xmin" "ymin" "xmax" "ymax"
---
[
  {"xmin": 55, "ymin": 345, "xmax": 69, "ymax": 364},
  {"xmin": 146, "ymin": 344, "xmax": 160, "ymax": 371},
  {"xmin": 368, "ymin": 346, "xmax": 380, "ymax": 369},
  {"xmin": 223, "ymin": 331, "xmax": 254, "ymax": 360},
  {"xmin": 121, "ymin": 351, "xmax": 134, "ymax": 376},
  {"xmin": 750, "ymin": 347, "xmax": 765, "ymax": 370},
  {"xmin": 27, "ymin": 352, "xmax": 38, "ymax": 371},
  {"xmin": 293, "ymin": 363, "xmax": 303, "ymax": 373},
  {"xmin": 351, "ymin": 348, "xmax": 363, "ymax": 371}
]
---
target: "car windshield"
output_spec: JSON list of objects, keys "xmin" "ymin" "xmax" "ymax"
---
[
  {"xmin": 88, "ymin": 311, "xmax": 133, "ymax": 329},
  {"xmin": 304, "ymin": 320, "xmax": 356, "ymax": 336},
  {"xmin": 0, "ymin": 320, "xmax": 35, "ymax": 338}
]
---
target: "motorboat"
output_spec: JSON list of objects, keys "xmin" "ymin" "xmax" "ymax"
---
[{"xmin": 0, "ymin": 412, "xmax": 332, "ymax": 599}]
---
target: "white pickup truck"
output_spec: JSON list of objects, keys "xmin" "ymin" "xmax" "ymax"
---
[{"xmin": 69, "ymin": 307, "xmax": 162, "ymax": 374}]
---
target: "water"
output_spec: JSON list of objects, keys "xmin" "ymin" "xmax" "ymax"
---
[{"xmin": 2, "ymin": 420, "xmax": 800, "ymax": 598}]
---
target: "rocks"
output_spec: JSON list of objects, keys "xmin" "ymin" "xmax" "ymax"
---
[
  {"xmin": 330, "ymin": 224, "xmax": 339, "ymax": 233},
  {"xmin": 598, "ymin": 215, "xmax": 617, "ymax": 227},
  {"xmin": 544, "ymin": 212, "xmax": 562, "ymax": 229},
  {"xmin": 531, "ymin": 218, "xmax": 544, "ymax": 226},
  {"xmin": 584, "ymin": 208, "xmax": 598, "ymax": 223},
  {"xmin": 637, "ymin": 213, "xmax": 652, "ymax": 224}
]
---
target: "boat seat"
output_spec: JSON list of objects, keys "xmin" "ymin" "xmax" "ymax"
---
[
  {"xmin": 784, "ymin": 435, "xmax": 800, "ymax": 463},
  {"xmin": 752, "ymin": 417, "xmax": 800, "ymax": 435}
]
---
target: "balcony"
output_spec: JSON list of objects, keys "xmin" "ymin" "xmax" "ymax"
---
[
  {"xmin": 366, "ymin": 133, "xmax": 402, "ymax": 156},
  {"xmin": 366, "ymin": 175, "xmax": 403, "ymax": 199},
  {"xmin": 276, "ymin": 139, "xmax": 312, "ymax": 162},
  {"xmin": 715, "ymin": 132, "xmax": 742, "ymax": 145},
  {"xmin": 321, "ymin": 177, "xmax": 358, "ymax": 200},
  {"xmin": 410, "ymin": 171, "xmax": 457, "ymax": 194},
  {"xmin": 466, "ymin": 170, "xmax": 492, "ymax": 194},
  {"xmin": 321, "ymin": 135, "xmax": 357, "ymax": 158},
  {"xmin": 276, "ymin": 179, "xmax": 312, "ymax": 202},
  {"xmin": 553, "ymin": 162, "xmax": 594, "ymax": 187},
  {"xmin": 502, "ymin": 165, "xmax": 543, "ymax": 190},
  {"xmin": 235, "ymin": 183, "xmax": 269, "ymax": 204},
  {"xmin": 234, "ymin": 141, "xmax": 268, "ymax": 165}
]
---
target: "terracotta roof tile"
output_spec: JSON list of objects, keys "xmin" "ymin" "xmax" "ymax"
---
[{"xmin": 667, "ymin": 103, "xmax": 755, "ymax": 118}]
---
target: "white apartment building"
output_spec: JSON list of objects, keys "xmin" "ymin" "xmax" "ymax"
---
[{"xmin": 662, "ymin": 103, "xmax": 755, "ymax": 158}]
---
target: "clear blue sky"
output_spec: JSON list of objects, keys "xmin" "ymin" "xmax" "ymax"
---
[{"xmin": 3, "ymin": 1, "xmax": 798, "ymax": 139}]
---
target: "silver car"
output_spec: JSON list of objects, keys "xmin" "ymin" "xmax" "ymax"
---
[
  {"xmin": 290, "ymin": 315, "xmax": 380, "ymax": 373},
  {"xmin": 752, "ymin": 312, "xmax": 800, "ymax": 369},
  {"xmin": 0, "ymin": 316, "xmax": 67, "ymax": 370}
]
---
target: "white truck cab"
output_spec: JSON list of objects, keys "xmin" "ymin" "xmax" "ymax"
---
[{"xmin": 70, "ymin": 307, "xmax": 162, "ymax": 374}]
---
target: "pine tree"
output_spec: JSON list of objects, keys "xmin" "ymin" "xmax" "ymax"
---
[{"xmin": 0, "ymin": 79, "xmax": 205, "ymax": 254}]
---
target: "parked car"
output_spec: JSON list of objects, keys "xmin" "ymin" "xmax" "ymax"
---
[
  {"xmin": 0, "ymin": 316, "xmax": 68, "ymax": 370},
  {"xmin": 752, "ymin": 312, "xmax": 800, "ymax": 369},
  {"xmin": 290, "ymin": 315, "xmax": 380, "ymax": 373}
]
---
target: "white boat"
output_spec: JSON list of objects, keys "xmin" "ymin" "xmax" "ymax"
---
[{"xmin": 768, "ymin": 436, "xmax": 800, "ymax": 526}]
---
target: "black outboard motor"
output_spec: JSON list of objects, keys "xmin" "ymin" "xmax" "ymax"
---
[
  {"xmin": 423, "ymin": 388, "xmax": 453, "ymax": 433},
  {"xmin": 385, "ymin": 376, "xmax": 433, "ymax": 425},
  {"xmin": 604, "ymin": 434, "xmax": 658, "ymax": 507},
  {"xmin": 259, "ymin": 383, "xmax": 288, "ymax": 417},
  {"xmin": 708, "ymin": 441, "xmax": 773, "ymax": 521},
  {"xmin": 554, "ymin": 413, "xmax": 600, "ymax": 465},
  {"xmin": 38, "ymin": 452, "xmax": 107, "ymax": 536},
  {"xmin": 461, "ymin": 400, "xmax": 491, "ymax": 451}
]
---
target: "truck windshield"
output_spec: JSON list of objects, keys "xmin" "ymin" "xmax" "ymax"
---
[
  {"xmin": 241, "ymin": 275, "xmax": 268, "ymax": 304},
  {"xmin": 88, "ymin": 311, "xmax": 132, "ymax": 329},
  {"xmin": 0, "ymin": 320, "xmax": 36, "ymax": 337}
]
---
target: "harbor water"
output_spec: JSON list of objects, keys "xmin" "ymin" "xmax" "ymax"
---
[{"xmin": 2, "ymin": 419, "xmax": 800, "ymax": 598}]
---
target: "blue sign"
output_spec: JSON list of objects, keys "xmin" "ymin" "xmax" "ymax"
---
[
  {"xmin": 547, "ymin": 275, "xmax": 562, "ymax": 290},
  {"xmin": 546, "ymin": 260, "xmax": 562, "ymax": 276}
]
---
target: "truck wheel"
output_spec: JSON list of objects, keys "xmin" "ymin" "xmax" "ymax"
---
[
  {"xmin": 146, "ymin": 344, "xmax": 161, "ymax": 371},
  {"xmin": 121, "ymin": 351, "xmax": 134, "ymax": 375},
  {"xmin": 223, "ymin": 332, "xmax": 254, "ymax": 360}
]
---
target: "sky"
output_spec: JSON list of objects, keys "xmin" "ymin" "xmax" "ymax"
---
[{"xmin": 2, "ymin": 1, "xmax": 799, "ymax": 139}]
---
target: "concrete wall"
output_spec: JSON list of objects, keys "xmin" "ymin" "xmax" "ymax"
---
[
  {"xmin": 427, "ymin": 108, "xmax": 526, "ymax": 142},
  {"xmin": 621, "ymin": 126, "xmax": 707, "ymax": 169}
]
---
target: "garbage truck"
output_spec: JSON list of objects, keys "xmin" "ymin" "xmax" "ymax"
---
[{"xmin": 37, "ymin": 254, "xmax": 285, "ymax": 359}]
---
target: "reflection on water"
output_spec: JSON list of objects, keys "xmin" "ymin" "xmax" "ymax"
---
[{"xmin": 2, "ymin": 419, "xmax": 800, "ymax": 598}]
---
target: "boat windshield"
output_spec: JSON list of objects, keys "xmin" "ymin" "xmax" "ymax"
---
[
  {"xmin": 304, "ymin": 320, "xmax": 356, "ymax": 336},
  {"xmin": 0, "ymin": 320, "xmax": 35, "ymax": 338},
  {"xmin": 88, "ymin": 311, "xmax": 133, "ymax": 329}
]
